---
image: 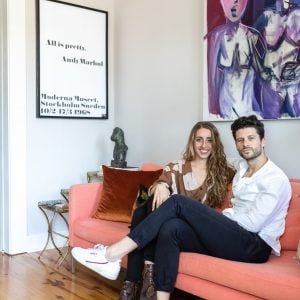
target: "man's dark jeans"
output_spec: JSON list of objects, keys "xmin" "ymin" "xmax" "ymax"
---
[{"xmin": 128, "ymin": 195, "xmax": 271, "ymax": 292}]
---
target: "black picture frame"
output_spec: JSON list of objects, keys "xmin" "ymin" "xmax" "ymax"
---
[{"xmin": 36, "ymin": 0, "xmax": 108, "ymax": 119}]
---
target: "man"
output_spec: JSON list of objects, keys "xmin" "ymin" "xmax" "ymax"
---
[{"xmin": 72, "ymin": 115, "xmax": 292, "ymax": 300}]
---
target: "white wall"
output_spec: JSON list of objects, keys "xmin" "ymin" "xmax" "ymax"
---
[
  {"xmin": 26, "ymin": 0, "xmax": 116, "ymax": 251},
  {"xmin": 6, "ymin": 0, "xmax": 28, "ymax": 254},
  {"xmin": 114, "ymin": 0, "xmax": 300, "ymax": 178},
  {"xmin": 6, "ymin": 0, "xmax": 116, "ymax": 254},
  {"xmin": 0, "ymin": 0, "xmax": 8, "ymax": 252},
  {"xmin": 114, "ymin": 0, "xmax": 203, "ymax": 165}
]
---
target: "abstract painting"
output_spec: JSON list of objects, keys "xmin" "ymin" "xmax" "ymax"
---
[{"xmin": 204, "ymin": 0, "xmax": 300, "ymax": 120}]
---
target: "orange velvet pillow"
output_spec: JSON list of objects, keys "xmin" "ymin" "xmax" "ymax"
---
[{"xmin": 93, "ymin": 165, "xmax": 162, "ymax": 223}]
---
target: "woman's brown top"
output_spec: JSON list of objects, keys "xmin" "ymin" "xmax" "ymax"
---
[{"xmin": 151, "ymin": 159, "xmax": 234, "ymax": 206}]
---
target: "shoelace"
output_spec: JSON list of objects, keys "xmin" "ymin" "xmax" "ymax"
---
[
  {"xmin": 92, "ymin": 244, "xmax": 121, "ymax": 263},
  {"xmin": 86, "ymin": 244, "xmax": 108, "ymax": 265},
  {"xmin": 84, "ymin": 244, "xmax": 108, "ymax": 264},
  {"xmin": 94, "ymin": 244, "xmax": 106, "ymax": 250}
]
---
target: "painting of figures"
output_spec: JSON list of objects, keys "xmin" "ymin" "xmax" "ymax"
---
[{"xmin": 204, "ymin": 0, "xmax": 300, "ymax": 120}]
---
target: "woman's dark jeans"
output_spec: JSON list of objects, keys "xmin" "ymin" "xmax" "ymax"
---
[
  {"xmin": 128, "ymin": 195, "xmax": 272, "ymax": 292},
  {"xmin": 125, "ymin": 200, "xmax": 156, "ymax": 283}
]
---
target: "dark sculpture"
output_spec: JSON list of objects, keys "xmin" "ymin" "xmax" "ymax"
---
[{"xmin": 110, "ymin": 127, "xmax": 128, "ymax": 168}]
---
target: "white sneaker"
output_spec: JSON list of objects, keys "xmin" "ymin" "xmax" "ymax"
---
[{"xmin": 71, "ymin": 245, "xmax": 121, "ymax": 280}]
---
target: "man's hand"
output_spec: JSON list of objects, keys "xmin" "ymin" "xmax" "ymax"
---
[{"xmin": 152, "ymin": 183, "xmax": 170, "ymax": 211}]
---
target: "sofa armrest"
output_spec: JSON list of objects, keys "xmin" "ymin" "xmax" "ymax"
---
[
  {"xmin": 69, "ymin": 182, "xmax": 103, "ymax": 220},
  {"xmin": 69, "ymin": 182, "xmax": 103, "ymax": 245}
]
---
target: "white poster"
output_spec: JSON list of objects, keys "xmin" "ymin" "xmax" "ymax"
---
[{"xmin": 37, "ymin": 0, "xmax": 108, "ymax": 119}]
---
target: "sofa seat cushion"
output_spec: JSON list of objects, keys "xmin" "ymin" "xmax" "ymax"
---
[
  {"xmin": 73, "ymin": 217, "xmax": 130, "ymax": 245},
  {"xmin": 178, "ymin": 250, "xmax": 300, "ymax": 300}
]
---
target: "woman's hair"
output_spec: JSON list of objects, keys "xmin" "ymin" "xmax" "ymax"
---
[{"xmin": 183, "ymin": 121, "xmax": 233, "ymax": 208}]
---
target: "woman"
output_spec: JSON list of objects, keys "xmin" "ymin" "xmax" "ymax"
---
[{"xmin": 73, "ymin": 121, "xmax": 235, "ymax": 300}]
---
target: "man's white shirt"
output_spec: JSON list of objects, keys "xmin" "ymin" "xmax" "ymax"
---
[{"xmin": 223, "ymin": 159, "xmax": 292, "ymax": 255}]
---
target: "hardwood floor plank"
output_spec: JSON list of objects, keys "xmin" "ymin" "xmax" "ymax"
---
[{"xmin": 0, "ymin": 249, "xmax": 199, "ymax": 299}]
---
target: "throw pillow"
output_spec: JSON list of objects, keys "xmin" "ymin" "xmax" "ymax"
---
[{"xmin": 93, "ymin": 165, "xmax": 162, "ymax": 223}]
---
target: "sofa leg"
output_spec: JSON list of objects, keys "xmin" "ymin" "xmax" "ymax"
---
[{"xmin": 71, "ymin": 256, "xmax": 76, "ymax": 273}]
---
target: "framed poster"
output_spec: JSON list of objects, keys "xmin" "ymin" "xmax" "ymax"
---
[
  {"xmin": 36, "ymin": 0, "xmax": 108, "ymax": 119},
  {"xmin": 203, "ymin": 0, "xmax": 300, "ymax": 121}
]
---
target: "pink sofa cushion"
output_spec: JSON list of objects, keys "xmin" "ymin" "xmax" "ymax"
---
[
  {"xmin": 280, "ymin": 180, "xmax": 300, "ymax": 250},
  {"xmin": 178, "ymin": 250, "xmax": 300, "ymax": 300},
  {"xmin": 73, "ymin": 217, "xmax": 130, "ymax": 245}
]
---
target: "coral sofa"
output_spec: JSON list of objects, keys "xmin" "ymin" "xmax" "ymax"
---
[{"xmin": 69, "ymin": 164, "xmax": 300, "ymax": 299}]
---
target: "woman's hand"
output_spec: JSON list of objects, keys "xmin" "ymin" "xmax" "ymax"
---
[{"xmin": 152, "ymin": 183, "xmax": 170, "ymax": 211}]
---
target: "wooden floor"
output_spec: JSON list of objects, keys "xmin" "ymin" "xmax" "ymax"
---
[{"xmin": 0, "ymin": 249, "xmax": 200, "ymax": 300}]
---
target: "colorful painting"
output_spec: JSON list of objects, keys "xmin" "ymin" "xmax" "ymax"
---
[{"xmin": 204, "ymin": 0, "xmax": 300, "ymax": 121}]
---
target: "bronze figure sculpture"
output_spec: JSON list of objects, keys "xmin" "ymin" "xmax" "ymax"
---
[{"xmin": 110, "ymin": 127, "xmax": 128, "ymax": 168}]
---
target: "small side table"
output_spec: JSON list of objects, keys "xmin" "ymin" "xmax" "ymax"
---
[
  {"xmin": 38, "ymin": 199, "xmax": 69, "ymax": 267},
  {"xmin": 60, "ymin": 189, "xmax": 69, "ymax": 202},
  {"xmin": 87, "ymin": 170, "xmax": 104, "ymax": 183}
]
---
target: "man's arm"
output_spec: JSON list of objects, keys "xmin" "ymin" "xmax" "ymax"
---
[{"xmin": 224, "ymin": 176, "xmax": 291, "ymax": 233}]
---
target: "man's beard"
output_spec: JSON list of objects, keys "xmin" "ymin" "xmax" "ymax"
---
[{"xmin": 239, "ymin": 147, "xmax": 263, "ymax": 161}]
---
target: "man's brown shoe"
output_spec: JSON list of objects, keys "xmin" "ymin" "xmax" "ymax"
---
[
  {"xmin": 119, "ymin": 280, "xmax": 141, "ymax": 300},
  {"xmin": 140, "ymin": 264, "xmax": 156, "ymax": 300}
]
